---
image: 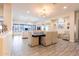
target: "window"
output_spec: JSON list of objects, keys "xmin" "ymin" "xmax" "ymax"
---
[
  {"xmin": 57, "ymin": 18, "xmax": 64, "ymax": 29},
  {"xmin": 13, "ymin": 24, "xmax": 36, "ymax": 32},
  {"xmin": 41, "ymin": 25, "xmax": 49, "ymax": 31},
  {"xmin": 13, "ymin": 24, "xmax": 20, "ymax": 32}
]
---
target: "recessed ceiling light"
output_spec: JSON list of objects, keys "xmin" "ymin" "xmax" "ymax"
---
[{"xmin": 64, "ymin": 6, "xmax": 67, "ymax": 9}]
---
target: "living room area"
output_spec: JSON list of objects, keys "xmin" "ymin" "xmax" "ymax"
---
[{"xmin": 0, "ymin": 3, "xmax": 79, "ymax": 56}]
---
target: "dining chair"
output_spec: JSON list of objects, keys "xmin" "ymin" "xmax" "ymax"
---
[
  {"xmin": 28, "ymin": 32, "xmax": 39, "ymax": 47},
  {"xmin": 41, "ymin": 32, "xmax": 58, "ymax": 46}
]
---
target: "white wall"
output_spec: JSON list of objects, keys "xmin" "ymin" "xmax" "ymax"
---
[
  {"xmin": 51, "ymin": 11, "xmax": 75, "ymax": 42},
  {"xmin": 3, "ymin": 4, "xmax": 12, "ymax": 32},
  {"xmin": 0, "ymin": 4, "xmax": 13, "ymax": 56},
  {"xmin": 35, "ymin": 20, "xmax": 57, "ymax": 32},
  {"xmin": 69, "ymin": 12, "xmax": 75, "ymax": 42}
]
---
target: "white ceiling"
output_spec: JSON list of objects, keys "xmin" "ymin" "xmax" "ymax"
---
[{"xmin": 12, "ymin": 3, "xmax": 79, "ymax": 22}]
